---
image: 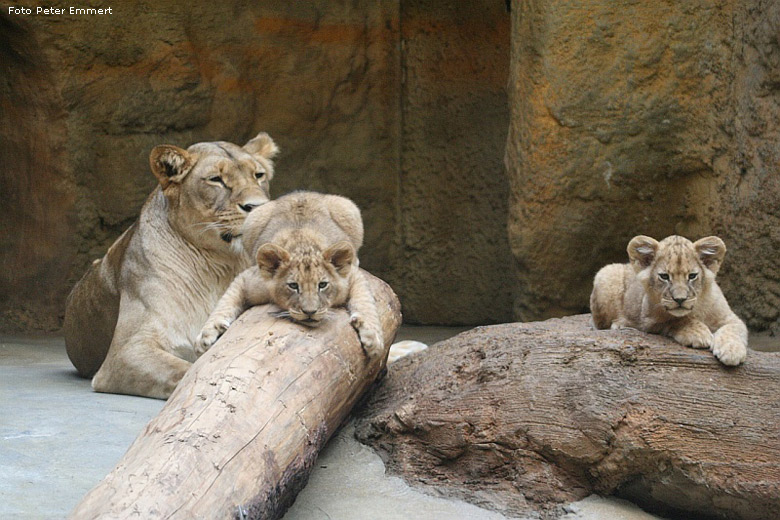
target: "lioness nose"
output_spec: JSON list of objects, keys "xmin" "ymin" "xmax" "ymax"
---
[
  {"xmin": 238, "ymin": 202, "xmax": 260, "ymax": 213},
  {"xmin": 303, "ymin": 309, "xmax": 316, "ymax": 318},
  {"xmin": 673, "ymin": 297, "xmax": 686, "ymax": 305}
]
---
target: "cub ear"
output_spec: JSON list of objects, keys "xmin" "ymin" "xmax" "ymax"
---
[
  {"xmin": 627, "ymin": 235, "xmax": 658, "ymax": 271},
  {"xmin": 149, "ymin": 145, "xmax": 194, "ymax": 189},
  {"xmin": 243, "ymin": 132, "xmax": 279, "ymax": 161},
  {"xmin": 324, "ymin": 241, "xmax": 355, "ymax": 275},
  {"xmin": 694, "ymin": 236, "xmax": 726, "ymax": 275},
  {"xmin": 256, "ymin": 244, "xmax": 290, "ymax": 275}
]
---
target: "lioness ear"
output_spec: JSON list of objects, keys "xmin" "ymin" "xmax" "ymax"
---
[
  {"xmin": 244, "ymin": 132, "xmax": 279, "ymax": 161},
  {"xmin": 627, "ymin": 235, "xmax": 658, "ymax": 271},
  {"xmin": 256, "ymin": 244, "xmax": 290, "ymax": 275},
  {"xmin": 149, "ymin": 145, "xmax": 194, "ymax": 189},
  {"xmin": 694, "ymin": 236, "xmax": 726, "ymax": 274},
  {"xmin": 324, "ymin": 241, "xmax": 355, "ymax": 275}
]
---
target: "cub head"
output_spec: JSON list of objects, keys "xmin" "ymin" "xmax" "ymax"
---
[
  {"xmin": 149, "ymin": 132, "xmax": 279, "ymax": 253},
  {"xmin": 256, "ymin": 241, "xmax": 356, "ymax": 326},
  {"xmin": 628, "ymin": 235, "xmax": 726, "ymax": 317}
]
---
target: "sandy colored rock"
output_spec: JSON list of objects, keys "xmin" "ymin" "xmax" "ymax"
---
[
  {"xmin": 505, "ymin": 1, "xmax": 780, "ymax": 334},
  {"xmin": 0, "ymin": 1, "xmax": 512, "ymax": 331},
  {"xmin": 355, "ymin": 315, "xmax": 780, "ymax": 520}
]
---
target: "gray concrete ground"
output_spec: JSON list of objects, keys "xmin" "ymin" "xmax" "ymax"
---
[
  {"xmin": 0, "ymin": 336, "xmax": 163, "ymax": 519},
  {"xmin": 5, "ymin": 325, "xmax": 772, "ymax": 519}
]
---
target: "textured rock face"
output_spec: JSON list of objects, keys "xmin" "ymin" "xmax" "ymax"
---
[
  {"xmin": 0, "ymin": 14, "xmax": 73, "ymax": 331},
  {"xmin": 0, "ymin": 1, "xmax": 512, "ymax": 331},
  {"xmin": 397, "ymin": 1, "xmax": 513, "ymax": 324},
  {"xmin": 506, "ymin": 1, "xmax": 780, "ymax": 333}
]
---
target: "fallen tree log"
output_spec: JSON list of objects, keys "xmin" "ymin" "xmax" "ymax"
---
[
  {"xmin": 354, "ymin": 315, "xmax": 780, "ymax": 520},
  {"xmin": 70, "ymin": 272, "xmax": 401, "ymax": 520}
]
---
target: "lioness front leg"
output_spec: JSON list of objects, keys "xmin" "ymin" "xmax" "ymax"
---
[
  {"xmin": 196, "ymin": 267, "xmax": 271, "ymax": 355},
  {"xmin": 669, "ymin": 319, "xmax": 714, "ymax": 350},
  {"xmin": 92, "ymin": 328, "xmax": 192, "ymax": 400},
  {"xmin": 348, "ymin": 270, "xmax": 384, "ymax": 360}
]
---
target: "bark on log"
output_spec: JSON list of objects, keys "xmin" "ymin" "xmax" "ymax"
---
[
  {"xmin": 354, "ymin": 315, "xmax": 780, "ymax": 520},
  {"xmin": 70, "ymin": 273, "xmax": 401, "ymax": 520}
]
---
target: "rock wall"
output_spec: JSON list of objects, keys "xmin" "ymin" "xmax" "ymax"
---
[
  {"xmin": 0, "ymin": 0, "xmax": 512, "ymax": 332},
  {"xmin": 397, "ymin": 0, "xmax": 512, "ymax": 324},
  {"xmin": 4, "ymin": 0, "xmax": 777, "ymax": 333},
  {"xmin": 506, "ymin": 0, "xmax": 780, "ymax": 333}
]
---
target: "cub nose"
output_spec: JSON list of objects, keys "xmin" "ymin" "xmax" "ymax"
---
[
  {"xmin": 238, "ymin": 202, "xmax": 260, "ymax": 213},
  {"xmin": 673, "ymin": 297, "xmax": 686, "ymax": 306}
]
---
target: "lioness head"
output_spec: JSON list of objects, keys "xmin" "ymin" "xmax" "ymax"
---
[
  {"xmin": 149, "ymin": 132, "xmax": 279, "ymax": 253},
  {"xmin": 255, "ymin": 236, "xmax": 356, "ymax": 326},
  {"xmin": 628, "ymin": 234, "xmax": 726, "ymax": 317}
]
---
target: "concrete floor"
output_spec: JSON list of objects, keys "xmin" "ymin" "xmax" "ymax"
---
[
  {"xmin": 1, "ymin": 329, "xmax": 510, "ymax": 520},
  {"xmin": 5, "ymin": 325, "xmax": 760, "ymax": 519}
]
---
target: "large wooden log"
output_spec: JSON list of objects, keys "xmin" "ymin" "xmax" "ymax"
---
[
  {"xmin": 71, "ymin": 273, "xmax": 401, "ymax": 520},
  {"xmin": 355, "ymin": 315, "xmax": 780, "ymax": 520}
]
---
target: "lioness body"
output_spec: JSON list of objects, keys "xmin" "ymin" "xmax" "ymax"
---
[
  {"xmin": 64, "ymin": 133, "xmax": 279, "ymax": 399},
  {"xmin": 196, "ymin": 191, "xmax": 383, "ymax": 358},
  {"xmin": 590, "ymin": 235, "xmax": 748, "ymax": 366}
]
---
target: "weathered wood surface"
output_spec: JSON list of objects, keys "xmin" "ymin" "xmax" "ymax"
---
[
  {"xmin": 71, "ymin": 273, "xmax": 401, "ymax": 520},
  {"xmin": 355, "ymin": 315, "xmax": 780, "ymax": 520}
]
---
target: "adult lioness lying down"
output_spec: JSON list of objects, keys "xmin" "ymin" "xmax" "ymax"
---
[{"xmin": 64, "ymin": 133, "xmax": 279, "ymax": 399}]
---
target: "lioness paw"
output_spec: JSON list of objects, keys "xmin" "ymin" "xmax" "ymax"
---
[
  {"xmin": 672, "ymin": 321, "xmax": 713, "ymax": 350},
  {"xmin": 350, "ymin": 313, "xmax": 383, "ymax": 360},
  {"xmin": 195, "ymin": 318, "xmax": 232, "ymax": 356},
  {"xmin": 712, "ymin": 333, "xmax": 747, "ymax": 366}
]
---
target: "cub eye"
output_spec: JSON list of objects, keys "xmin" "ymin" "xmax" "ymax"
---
[
  {"xmin": 287, "ymin": 282, "xmax": 299, "ymax": 292},
  {"xmin": 255, "ymin": 171, "xmax": 265, "ymax": 180},
  {"xmin": 208, "ymin": 176, "xmax": 226, "ymax": 187},
  {"xmin": 318, "ymin": 281, "xmax": 329, "ymax": 290},
  {"xmin": 658, "ymin": 273, "xmax": 670, "ymax": 281},
  {"xmin": 688, "ymin": 272, "xmax": 699, "ymax": 280}
]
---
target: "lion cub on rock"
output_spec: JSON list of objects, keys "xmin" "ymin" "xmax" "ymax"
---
[
  {"xmin": 590, "ymin": 235, "xmax": 748, "ymax": 366},
  {"xmin": 196, "ymin": 191, "xmax": 383, "ymax": 359}
]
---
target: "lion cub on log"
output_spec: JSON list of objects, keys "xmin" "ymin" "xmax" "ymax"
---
[
  {"xmin": 196, "ymin": 191, "xmax": 383, "ymax": 358},
  {"xmin": 590, "ymin": 235, "xmax": 748, "ymax": 366}
]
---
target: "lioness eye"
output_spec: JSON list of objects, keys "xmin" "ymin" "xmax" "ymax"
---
[
  {"xmin": 255, "ymin": 171, "xmax": 265, "ymax": 179},
  {"xmin": 287, "ymin": 282, "xmax": 299, "ymax": 292},
  {"xmin": 688, "ymin": 272, "xmax": 699, "ymax": 280},
  {"xmin": 318, "ymin": 281, "xmax": 329, "ymax": 290},
  {"xmin": 658, "ymin": 273, "xmax": 670, "ymax": 281},
  {"xmin": 208, "ymin": 176, "xmax": 226, "ymax": 186}
]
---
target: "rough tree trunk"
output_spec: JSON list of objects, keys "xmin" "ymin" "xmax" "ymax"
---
[
  {"xmin": 355, "ymin": 315, "xmax": 780, "ymax": 520},
  {"xmin": 71, "ymin": 273, "xmax": 401, "ymax": 520}
]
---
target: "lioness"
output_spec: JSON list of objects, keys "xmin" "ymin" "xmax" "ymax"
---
[
  {"xmin": 195, "ymin": 191, "xmax": 383, "ymax": 359},
  {"xmin": 64, "ymin": 133, "xmax": 279, "ymax": 399},
  {"xmin": 590, "ymin": 235, "xmax": 748, "ymax": 366}
]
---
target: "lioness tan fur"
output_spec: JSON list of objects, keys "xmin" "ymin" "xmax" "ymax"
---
[
  {"xmin": 590, "ymin": 235, "xmax": 748, "ymax": 366},
  {"xmin": 64, "ymin": 133, "xmax": 279, "ymax": 399},
  {"xmin": 196, "ymin": 191, "xmax": 383, "ymax": 359}
]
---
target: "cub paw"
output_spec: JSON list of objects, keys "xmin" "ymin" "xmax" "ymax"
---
[
  {"xmin": 195, "ymin": 318, "xmax": 232, "ymax": 356},
  {"xmin": 350, "ymin": 313, "xmax": 383, "ymax": 360},
  {"xmin": 673, "ymin": 322, "xmax": 713, "ymax": 350},
  {"xmin": 712, "ymin": 334, "xmax": 747, "ymax": 366}
]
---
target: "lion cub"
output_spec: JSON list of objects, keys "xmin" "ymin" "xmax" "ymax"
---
[
  {"xmin": 590, "ymin": 235, "xmax": 748, "ymax": 366},
  {"xmin": 196, "ymin": 191, "xmax": 383, "ymax": 359}
]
